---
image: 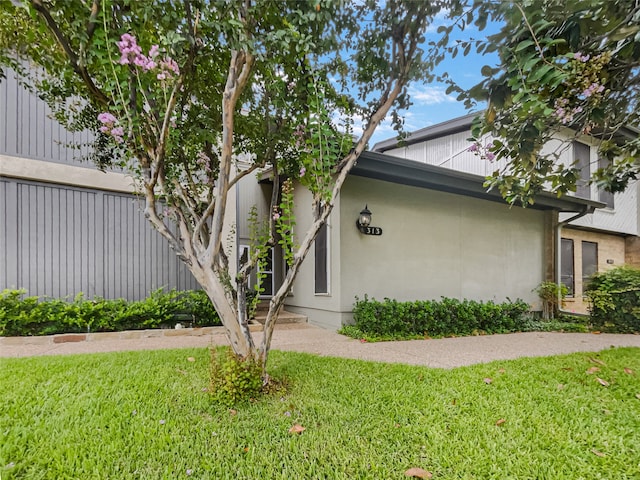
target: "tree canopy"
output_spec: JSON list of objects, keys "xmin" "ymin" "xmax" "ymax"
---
[
  {"xmin": 448, "ymin": 0, "xmax": 640, "ymax": 205},
  {"xmin": 0, "ymin": 0, "xmax": 465, "ymax": 372}
]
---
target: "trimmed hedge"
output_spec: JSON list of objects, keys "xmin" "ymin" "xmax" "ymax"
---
[
  {"xmin": 0, "ymin": 289, "xmax": 221, "ymax": 337},
  {"xmin": 352, "ymin": 296, "xmax": 531, "ymax": 338},
  {"xmin": 585, "ymin": 266, "xmax": 640, "ymax": 333}
]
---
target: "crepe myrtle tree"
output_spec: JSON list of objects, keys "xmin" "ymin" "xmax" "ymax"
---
[
  {"xmin": 1, "ymin": 0, "xmax": 464, "ymax": 374},
  {"xmin": 440, "ymin": 0, "xmax": 640, "ymax": 206}
]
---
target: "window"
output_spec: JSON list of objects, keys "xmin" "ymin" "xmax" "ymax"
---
[
  {"xmin": 238, "ymin": 245, "xmax": 253, "ymax": 288},
  {"xmin": 314, "ymin": 218, "xmax": 329, "ymax": 294},
  {"xmin": 561, "ymin": 238, "xmax": 574, "ymax": 296},
  {"xmin": 582, "ymin": 241, "xmax": 598, "ymax": 291},
  {"xmin": 573, "ymin": 142, "xmax": 591, "ymax": 199},
  {"xmin": 258, "ymin": 248, "xmax": 274, "ymax": 297},
  {"xmin": 598, "ymin": 157, "xmax": 615, "ymax": 208},
  {"xmin": 239, "ymin": 245, "xmax": 274, "ymax": 296}
]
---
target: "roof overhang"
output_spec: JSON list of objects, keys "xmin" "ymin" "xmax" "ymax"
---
[
  {"xmin": 373, "ymin": 113, "xmax": 477, "ymax": 152},
  {"xmin": 352, "ymin": 151, "xmax": 604, "ymax": 213},
  {"xmin": 373, "ymin": 112, "xmax": 639, "ymax": 153}
]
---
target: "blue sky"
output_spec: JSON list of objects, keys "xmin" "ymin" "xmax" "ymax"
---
[{"xmin": 366, "ymin": 12, "xmax": 502, "ymax": 147}]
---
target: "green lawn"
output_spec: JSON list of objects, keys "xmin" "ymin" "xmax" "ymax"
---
[{"xmin": 2, "ymin": 347, "xmax": 640, "ymax": 479}]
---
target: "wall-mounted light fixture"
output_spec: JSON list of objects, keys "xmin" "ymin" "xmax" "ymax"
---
[
  {"xmin": 356, "ymin": 205, "xmax": 371, "ymax": 230},
  {"xmin": 356, "ymin": 205, "xmax": 382, "ymax": 236}
]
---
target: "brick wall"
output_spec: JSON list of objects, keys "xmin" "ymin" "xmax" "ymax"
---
[
  {"xmin": 624, "ymin": 236, "xmax": 640, "ymax": 267},
  {"xmin": 559, "ymin": 228, "xmax": 626, "ymax": 314}
]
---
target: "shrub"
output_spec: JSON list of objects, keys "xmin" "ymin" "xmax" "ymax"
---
[
  {"xmin": 0, "ymin": 289, "xmax": 221, "ymax": 336},
  {"xmin": 210, "ymin": 347, "xmax": 263, "ymax": 406},
  {"xmin": 585, "ymin": 266, "xmax": 640, "ymax": 333},
  {"xmin": 519, "ymin": 319, "xmax": 589, "ymax": 333},
  {"xmin": 534, "ymin": 281, "xmax": 568, "ymax": 320},
  {"xmin": 351, "ymin": 295, "xmax": 530, "ymax": 338}
]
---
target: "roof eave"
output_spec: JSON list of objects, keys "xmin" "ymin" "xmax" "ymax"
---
[
  {"xmin": 353, "ymin": 151, "xmax": 604, "ymax": 213},
  {"xmin": 372, "ymin": 112, "xmax": 478, "ymax": 153}
]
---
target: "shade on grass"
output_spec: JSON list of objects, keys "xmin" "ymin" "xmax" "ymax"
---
[{"xmin": 1, "ymin": 347, "xmax": 639, "ymax": 479}]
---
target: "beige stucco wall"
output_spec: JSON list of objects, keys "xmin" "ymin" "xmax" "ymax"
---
[
  {"xmin": 560, "ymin": 227, "xmax": 626, "ymax": 314},
  {"xmin": 284, "ymin": 185, "xmax": 345, "ymax": 330},
  {"xmin": 288, "ymin": 175, "xmax": 548, "ymax": 330}
]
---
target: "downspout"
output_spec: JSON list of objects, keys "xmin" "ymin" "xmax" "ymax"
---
[{"xmin": 555, "ymin": 206, "xmax": 596, "ymax": 314}]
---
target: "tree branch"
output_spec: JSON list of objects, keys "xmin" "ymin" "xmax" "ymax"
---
[
  {"xmin": 29, "ymin": 0, "xmax": 110, "ymax": 106},
  {"xmin": 206, "ymin": 49, "xmax": 255, "ymax": 264},
  {"xmin": 228, "ymin": 161, "xmax": 264, "ymax": 190}
]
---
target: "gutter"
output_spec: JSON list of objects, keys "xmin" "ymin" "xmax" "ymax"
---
[{"xmin": 555, "ymin": 206, "xmax": 597, "ymax": 316}]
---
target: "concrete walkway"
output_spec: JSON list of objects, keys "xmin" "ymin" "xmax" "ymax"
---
[{"xmin": 2, "ymin": 324, "xmax": 639, "ymax": 368}]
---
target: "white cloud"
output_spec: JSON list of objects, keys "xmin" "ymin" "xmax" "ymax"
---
[
  {"xmin": 332, "ymin": 110, "xmax": 365, "ymax": 138},
  {"xmin": 408, "ymin": 86, "xmax": 456, "ymax": 106},
  {"xmin": 424, "ymin": 8, "xmax": 451, "ymax": 34}
]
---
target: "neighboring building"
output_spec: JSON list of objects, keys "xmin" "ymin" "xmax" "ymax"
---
[
  {"xmin": 0, "ymin": 67, "xmax": 199, "ymax": 300},
  {"xmin": 373, "ymin": 114, "xmax": 640, "ymax": 314}
]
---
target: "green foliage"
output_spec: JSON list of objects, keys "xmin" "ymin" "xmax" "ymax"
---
[
  {"xmin": 209, "ymin": 347, "xmax": 263, "ymax": 407},
  {"xmin": 447, "ymin": 0, "xmax": 640, "ymax": 205},
  {"xmin": 0, "ymin": 289, "xmax": 220, "ymax": 337},
  {"xmin": 534, "ymin": 281, "xmax": 568, "ymax": 320},
  {"xmin": 2, "ymin": 348, "xmax": 640, "ymax": 478},
  {"xmin": 275, "ymin": 179, "xmax": 297, "ymax": 268},
  {"xmin": 519, "ymin": 319, "xmax": 589, "ymax": 333},
  {"xmin": 585, "ymin": 266, "xmax": 640, "ymax": 333},
  {"xmin": 0, "ymin": 0, "xmax": 469, "ymax": 361},
  {"xmin": 350, "ymin": 295, "xmax": 531, "ymax": 338}
]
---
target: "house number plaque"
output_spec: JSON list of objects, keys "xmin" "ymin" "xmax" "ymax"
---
[{"xmin": 361, "ymin": 226, "xmax": 383, "ymax": 236}]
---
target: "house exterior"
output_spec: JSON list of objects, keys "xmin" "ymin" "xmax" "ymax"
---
[
  {"xmin": 373, "ymin": 113, "xmax": 640, "ymax": 314},
  {"xmin": 278, "ymin": 151, "xmax": 600, "ymax": 329},
  {"xmin": 0, "ymin": 67, "xmax": 199, "ymax": 300},
  {"xmin": 3, "ymin": 62, "xmax": 629, "ymax": 329}
]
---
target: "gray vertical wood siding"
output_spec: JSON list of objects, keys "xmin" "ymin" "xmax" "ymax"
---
[
  {"xmin": 1, "ymin": 178, "xmax": 198, "ymax": 300},
  {"xmin": 1, "ymin": 66, "xmax": 94, "ymax": 168}
]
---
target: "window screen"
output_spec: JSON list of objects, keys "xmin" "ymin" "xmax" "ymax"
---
[
  {"xmin": 582, "ymin": 241, "xmax": 598, "ymax": 291},
  {"xmin": 598, "ymin": 157, "xmax": 615, "ymax": 208},
  {"xmin": 561, "ymin": 238, "xmax": 574, "ymax": 296},
  {"xmin": 314, "ymin": 220, "xmax": 328, "ymax": 294},
  {"xmin": 573, "ymin": 142, "xmax": 591, "ymax": 199}
]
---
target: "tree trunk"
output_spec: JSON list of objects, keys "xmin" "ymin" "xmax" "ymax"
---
[{"xmin": 191, "ymin": 266, "xmax": 254, "ymax": 358}]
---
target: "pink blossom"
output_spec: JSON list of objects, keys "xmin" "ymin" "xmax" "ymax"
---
[
  {"xmin": 582, "ymin": 83, "xmax": 604, "ymax": 98},
  {"xmin": 117, "ymin": 34, "xmax": 144, "ymax": 66},
  {"xmin": 196, "ymin": 151, "xmax": 212, "ymax": 173},
  {"xmin": 111, "ymin": 126, "xmax": 124, "ymax": 137},
  {"xmin": 467, "ymin": 143, "xmax": 478, "ymax": 152},
  {"xmin": 98, "ymin": 112, "xmax": 117, "ymax": 125},
  {"xmin": 273, "ymin": 212, "xmax": 280, "ymax": 221},
  {"xmin": 573, "ymin": 52, "xmax": 590, "ymax": 62},
  {"xmin": 157, "ymin": 58, "xmax": 180, "ymax": 80},
  {"xmin": 97, "ymin": 112, "xmax": 124, "ymax": 143},
  {"xmin": 117, "ymin": 34, "xmax": 162, "ymax": 72},
  {"xmin": 485, "ymin": 152, "xmax": 496, "ymax": 161},
  {"xmin": 299, "ymin": 167, "xmax": 306, "ymax": 177}
]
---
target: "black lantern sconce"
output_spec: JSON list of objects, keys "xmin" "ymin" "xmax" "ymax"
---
[{"xmin": 356, "ymin": 205, "xmax": 382, "ymax": 235}]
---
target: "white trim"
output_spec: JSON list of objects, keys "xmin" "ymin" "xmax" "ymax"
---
[
  {"xmin": 258, "ymin": 247, "xmax": 275, "ymax": 298},
  {"xmin": 0, "ymin": 154, "xmax": 136, "ymax": 193},
  {"xmin": 238, "ymin": 244, "xmax": 254, "ymax": 289}
]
